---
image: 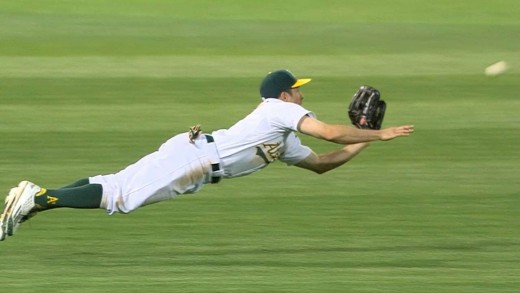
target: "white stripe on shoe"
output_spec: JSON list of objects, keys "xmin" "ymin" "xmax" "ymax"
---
[{"xmin": 0, "ymin": 181, "xmax": 39, "ymax": 241}]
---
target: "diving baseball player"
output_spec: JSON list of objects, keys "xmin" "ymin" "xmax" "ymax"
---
[{"xmin": 0, "ymin": 69, "xmax": 414, "ymax": 241}]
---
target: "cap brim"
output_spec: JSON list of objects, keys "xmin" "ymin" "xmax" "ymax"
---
[{"xmin": 292, "ymin": 78, "xmax": 311, "ymax": 88}]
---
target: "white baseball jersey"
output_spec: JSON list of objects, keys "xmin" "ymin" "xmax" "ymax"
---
[
  {"xmin": 90, "ymin": 98, "xmax": 314, "ymax": 214},
  {"xmin": 212, "ymin": 98, "xmax": 314, "ymax": 177}
]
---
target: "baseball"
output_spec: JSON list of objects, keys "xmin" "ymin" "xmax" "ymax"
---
[{"xmin": 485, "ymin": 61, "xmax": 508, "ymax": 76}]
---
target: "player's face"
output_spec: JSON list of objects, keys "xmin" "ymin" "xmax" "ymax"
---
[{"xmin": 283, "ymin": 88, "xmax": 304, "ymax": 105}]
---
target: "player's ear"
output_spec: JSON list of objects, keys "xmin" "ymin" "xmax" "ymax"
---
[{"xmin": 279, "ymin": 91, "xmax": 289, "ymax": 101}]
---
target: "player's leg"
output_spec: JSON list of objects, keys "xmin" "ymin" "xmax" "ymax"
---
[
  {"xmin": 35, "ymin": 182, "xmax": 103, "ymax": 210},
  {"xmin": 59, "ymin": 178, "xmax": 91, "ymax": 189},
  {"xmin": 94, "ymin": 134, "xmax": 214, "ymax": 214},
  {"xmin": 0, "ymin": 179, "xmax": 103, "ymax": 241}
]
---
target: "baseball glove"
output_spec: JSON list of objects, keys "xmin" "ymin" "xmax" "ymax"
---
[{"xmin": 348, "ymin": 85, "xmax": 386, "ymax": 130}]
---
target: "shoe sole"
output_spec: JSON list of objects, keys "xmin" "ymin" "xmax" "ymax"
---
[{"xmin": 0, "ymin": 181, "xmax": 31, "ymax": 241}]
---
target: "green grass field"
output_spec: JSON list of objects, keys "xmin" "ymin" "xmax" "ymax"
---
[{"xmin": 1, "ymin": 1, "xmax": 519, "ymax": 292}]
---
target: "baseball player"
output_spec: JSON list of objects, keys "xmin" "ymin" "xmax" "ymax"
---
[{"xmin": 0, "ymin": 69, "xmax": 414, "ymax": 241}]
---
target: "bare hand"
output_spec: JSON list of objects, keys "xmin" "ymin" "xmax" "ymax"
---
[{"xmin": 380, "ymin": 125, "xmax": 414, "ymax": 141}]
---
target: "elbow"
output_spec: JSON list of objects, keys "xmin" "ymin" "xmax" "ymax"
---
[{"xmin": 312, "ymin": 166, "xmax": 330, "ymax": 175}]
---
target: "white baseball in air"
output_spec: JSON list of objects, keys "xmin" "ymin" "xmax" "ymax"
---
[{"xmin": 485, "ymin": 61, "xmax": 508, "ymax": 76}]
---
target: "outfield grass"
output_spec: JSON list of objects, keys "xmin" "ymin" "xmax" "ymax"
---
[{"xmin": 1, "ymin": 1, "xmax": 519, "ymax": 292}]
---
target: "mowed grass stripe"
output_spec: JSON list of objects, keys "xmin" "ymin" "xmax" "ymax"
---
[
  {"xmin": 1, "ymin": 53, "xmax": 518, "ymax": 78},
  {"xmin": 1, "ymin": 100, "xmax": 519, "ymax": 132}
]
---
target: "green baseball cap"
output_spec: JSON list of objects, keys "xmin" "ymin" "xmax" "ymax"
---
[{"xmin": 259, "ymin": 69, "xmax": 311, "ymax": 99}]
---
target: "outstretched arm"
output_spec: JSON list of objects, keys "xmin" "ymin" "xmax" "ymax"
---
[
  {"xmin": 295, "ymin": 143, "xmax": 369, "ymax": 174},
  {"xmin": 297, "ymin": 115, "xmax": 413, "ymax": 144}
]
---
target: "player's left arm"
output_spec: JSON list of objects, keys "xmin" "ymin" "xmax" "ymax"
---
[
  {"xmin": 294, "ymin": 142, "xmax": 369, "ymax": 174},
  {"xmin": 297, "ymin": 115, "xmax": 413, "ymax": 144}
]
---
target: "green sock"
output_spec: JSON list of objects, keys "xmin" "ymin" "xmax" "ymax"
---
[
  {"xmin": 34, "ymin": 183, "xmax": 103, "ymax": 210},
  {"xmin": 59, "ymin": 178, "xmax": 91, "ymax": 189}
]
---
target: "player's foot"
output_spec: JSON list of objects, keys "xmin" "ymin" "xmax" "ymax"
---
[{"xmin": 0, "ymin": 181, "xmax": 40, "ymax": 241}]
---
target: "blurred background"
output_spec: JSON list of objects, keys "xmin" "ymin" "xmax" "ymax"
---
[{"xmin": 0, "ymin": 1, "xmax": 519, "ymax": 292}]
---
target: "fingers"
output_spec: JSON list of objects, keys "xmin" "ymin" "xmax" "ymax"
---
[
  {"xmin": 380, "ymin": 125, "xmax": 414, "ymax": 140},
  {"xmin": 398, "ymin": 125, "xmax": 414, "ymax": 136},
  {"xmin": 405, "ymin": 125, "xmax": 414, "ymax": 134}
]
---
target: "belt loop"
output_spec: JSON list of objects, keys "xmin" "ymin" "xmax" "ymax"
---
[
  {"xmin": 211, "ymin": 163, "xmax": 221, "ymax": 184},
  {"xmin": 204, "ymin": 134, "xmax": 222, "ymax": 184}
]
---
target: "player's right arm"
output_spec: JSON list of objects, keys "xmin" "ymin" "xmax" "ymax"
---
[
  {"xmin": 294, "ymin": 142, "xmax": 369, "ymax": 174},
  {"xmin": 297, "ymin": 115, "xmax": 413, "ymax": 144}
]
